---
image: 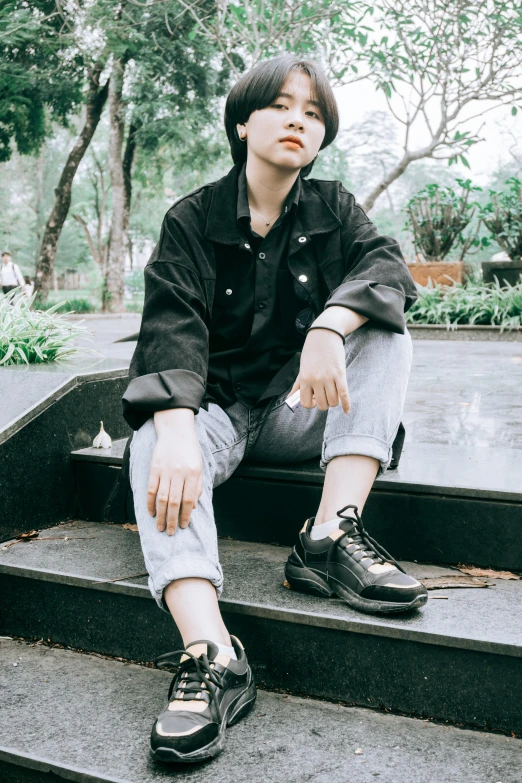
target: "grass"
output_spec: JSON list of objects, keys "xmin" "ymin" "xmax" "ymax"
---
[{"xmin": 406, "ymin": 275, "xmax": 522, "ymax": 330}]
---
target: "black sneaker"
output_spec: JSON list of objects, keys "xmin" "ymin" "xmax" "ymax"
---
[
  {"xmin": 151, "ymin": 636, "xmax": 256, "ymax": 763},
  {"xmin": 285, "ymin": 504, "xmax": 428, "ymax": 614}
]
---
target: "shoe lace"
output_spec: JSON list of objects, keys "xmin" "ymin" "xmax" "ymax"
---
[
  {"xmin": 154, "ymin": 649, "xmax": 224, "ymax": 705},
  {"xmin": 325, "ymin": 504, "xmax": 406, "ymax": 578}
]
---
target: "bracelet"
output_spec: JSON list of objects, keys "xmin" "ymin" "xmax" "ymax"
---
[{"xmin": 306, "ymin": 325, "xmax": 346, "ymax": 345}]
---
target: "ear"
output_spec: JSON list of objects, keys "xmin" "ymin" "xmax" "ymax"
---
[{"xmin": 236, "ymin": 123, "xmax": 246, "ymax": 139}]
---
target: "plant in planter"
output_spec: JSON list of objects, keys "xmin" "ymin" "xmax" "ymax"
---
[
  {"xmin": 479, "ymin": 177, "xmax": 522, "ymax": 286},
  {"xmin": 404, "ymin": 179, "xmax": 483, "ymax": 286},
  {"xmin": 0, "ymin": 289, "xmax": 90, "ymax": 365}
]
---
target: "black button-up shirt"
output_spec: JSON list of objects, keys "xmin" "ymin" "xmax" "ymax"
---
[
  {"xmin": 206, "ymin": 163, "xmax": 307, "ymax": 409},
  {"xmin": 122, "ymin": 162, "xmax": 418, "ymax": 434}
]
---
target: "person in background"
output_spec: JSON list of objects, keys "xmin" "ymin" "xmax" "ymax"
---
[
  {"xmin": 1, "ymin": 252, "xmax": 25, "ymax": 294},
  {"xmin": 23, "ymin": 275, "xmax": 35, "ymax": 299}
]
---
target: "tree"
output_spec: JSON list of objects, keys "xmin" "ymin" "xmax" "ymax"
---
[{"xmin": 357, "ymin": 0, "xmax": 522, "ymax": 211}]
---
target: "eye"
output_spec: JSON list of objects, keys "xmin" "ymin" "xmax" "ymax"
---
[{"xmin": 272, "ymin": 103, "xmax": 288, "ymax": 109}]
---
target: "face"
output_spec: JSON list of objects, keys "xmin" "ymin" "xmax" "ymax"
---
[
  {"xmin": 237, "ymin": 71, "xmax": 326, "ymax": 172},
  {"xmin": 2, "ymin": 255, "xmax": 10, "ymax": 264}
]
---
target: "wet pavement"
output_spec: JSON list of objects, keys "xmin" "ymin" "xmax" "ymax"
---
[{"xmin": 71, "ymin": 316, "xmax": 522, "ymax": 452}]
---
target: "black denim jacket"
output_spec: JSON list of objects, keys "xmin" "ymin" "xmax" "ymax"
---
[{"xmin": 107, "ymin": 164, "xmax": 417, "ymax": 522}]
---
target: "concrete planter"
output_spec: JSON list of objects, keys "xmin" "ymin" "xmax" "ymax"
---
[
  {"xmin": 408, "ymin": 324, "xmax": 522, "ymax": 341},
  {"xmin": 481, "ymin": 257, "xmax": 522, "ymax": 286},
  {"xmin": 407, "ymin": 261, "xmax": 464, "ymax": 286}
]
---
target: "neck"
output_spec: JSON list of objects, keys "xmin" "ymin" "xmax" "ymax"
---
[{"xmin": 245, "ymin": 156, "xmax": 299, "ymax": 220}]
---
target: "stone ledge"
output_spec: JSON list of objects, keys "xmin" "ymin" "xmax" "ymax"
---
[{"xmin": 408, "ymin": 324, "xmax": 522, "ymax": 341}]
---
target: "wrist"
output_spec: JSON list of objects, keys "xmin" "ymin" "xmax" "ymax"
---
[
  {"xmin": 154, "ymin": 408, "xmax": 195, "ymax": 434},
  {"xmin": 312, "ymin": 306, "xmax": 368, "ymax": 336}
]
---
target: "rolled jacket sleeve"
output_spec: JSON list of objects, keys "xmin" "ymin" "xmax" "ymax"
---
[
  {"xmin": 122, "ymin": 207, "xmax": 210, "ymax": 430},
  {"xmin": 324, "ymin": 193, "xmax": 418, "ymax": 334}
]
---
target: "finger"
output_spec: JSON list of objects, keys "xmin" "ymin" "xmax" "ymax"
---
[
  {"xmin": 337, "ymin": 379, "xmax": 351, "ymax": 414},
  {"xmin": 155, "ymin": 477, "xmax": 171, "ymax": 531},
  {"xmin": 179, "ymin": 475, "xmax": 199, "ymax": 528},
  {"xmin": 324, "ymin": 379, "xmax": 339, "ymax": 408},
  {"xmin": 300, "ymin": 381, "xmax": 315, "ymax": 409},
  {"xmin": 166, "ymin": 479, "xmax": 183, "ymax": 536},
  {"xmin": 313, "ymin": 383, "xmax": 329, "ymax": 411},
  {"xmin": 147, "ymin": 470, "xmax": 160, "ymax": 517}
]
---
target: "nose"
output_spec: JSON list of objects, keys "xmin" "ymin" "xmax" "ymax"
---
[{"xmin": 285, "ymin": 111, "xmax": 305, "ymax": 132}]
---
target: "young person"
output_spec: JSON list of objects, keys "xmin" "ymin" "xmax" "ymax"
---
[
  {"xmin": 1, "ymin": 251, "xmax": 24, "ymax": 294},
  {"xmin": 121, "ymin": 54, "xmax": 427, "ymax": 764}
]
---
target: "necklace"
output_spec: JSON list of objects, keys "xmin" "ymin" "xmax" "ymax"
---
[{"xmin": 249, "ymin": 205, "xmax": 282, "ymax": 227}]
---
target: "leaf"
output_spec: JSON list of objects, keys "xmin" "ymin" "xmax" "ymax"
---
[
  {"xmin": 512, "ymin": 106, "xmax": 518, "ymax": 116},
  {"xmin": 122, "ymin": 523, "xmax": 139, "ymax": 532},
  {"xmin": 420, "ymin": 576, "xmax": 490, "ymax": 590},
  {"xmin": 456, "ymin": 565, "xmax": 520, "ymax": 580}
]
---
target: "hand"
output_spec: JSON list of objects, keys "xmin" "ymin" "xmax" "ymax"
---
[
  {"xmin": 147, "ymin": 412, "xmax": 204, "ymax": 535},
  {"xmin": 287, "ymin": 329, "xmax": 351, "ymax": 413}
]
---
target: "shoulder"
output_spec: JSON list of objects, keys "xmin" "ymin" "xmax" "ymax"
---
[
  {"xmin": 165, "ymin": 180, "xmax": 216, "ymax": 225},
  {"xmin": 303, "ymin": 178, "xmax": 372, "ymax": 224}
]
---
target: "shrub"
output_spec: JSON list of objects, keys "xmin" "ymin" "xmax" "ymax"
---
[
  {"xmin": 404, "ymin": 179, "xmax": 483, "ymax": 263},
  {"xmin": 406, "ymin": 275, "xmax": 522, "ymax": 331},
  {"xmin": 0, "ymin": 289, "xmax": 90, "ymax": 365},
  {"xmin": 479, "ymin": 177, "xmax": 522, "ymax": 262},
  {"xmin": 35, "ymin": 297, "xmax": 95, "ymax": 313}
]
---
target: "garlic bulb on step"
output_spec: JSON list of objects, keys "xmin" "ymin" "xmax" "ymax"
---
[{"xmin": 93, "ymin": 421, "xmax": 112, "ymax": 449}]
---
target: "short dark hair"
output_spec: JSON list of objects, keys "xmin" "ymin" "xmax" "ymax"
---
[
  {"xmin": 2, "ymin": 251, "xmax": 11, "ymax": 257},
  {"xmin": 224, "ymin": 55, "xmax": 339, "ymax": 178}
]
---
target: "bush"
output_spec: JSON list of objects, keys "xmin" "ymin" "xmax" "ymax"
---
[
  {"xmin": 0, "ymin": 289, "xmax": 90, "ymax": 365},
  {"xmin": 479, "ymin": 177, "xmax": 522, "ymax": 262},
  {"xmin": 406, "ymin": 275, "xmax": 522, "ymax": 331},
  {"xmin": 403, "ymin": 179, "xmax": 483, "ymax": 263},
  {"xmin": 35, "ymin": 297, "xmax": 95, "ymax": 313}
]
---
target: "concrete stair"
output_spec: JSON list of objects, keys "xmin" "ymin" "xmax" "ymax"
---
[
  {"xmin": 1, "ymin": 636, "xmax": 521, "ymax": 783},
  {"xmin": 1, "ymin": 520, "xmax": 521, "ymax": 739},
  {"xmin": 72, "ymin": 438, "xmax": 522, "ymax": 570}
]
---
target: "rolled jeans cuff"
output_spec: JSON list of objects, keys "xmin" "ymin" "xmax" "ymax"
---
[
  {"xmin": 148, "ymin": 555, "xmax": 224, "ymax": 613},
  {"xmin": 320, "ymin": 433, "xmax": 392, "ymax": 477}
]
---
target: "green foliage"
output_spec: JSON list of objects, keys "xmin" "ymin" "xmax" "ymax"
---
[
  {"xmin": 403, "ymin": 179, "xmax": 483, "ymax": 263},
  {"xmin": 0, "ymin": 289, "xmax": 89, "ymax": 364},
  {"xmin": 479, "ymin": 177, "xmax": 522, "ymax": 262},
  {"xmin": 0, "ymin": 1, "xmax": 84, "ymax": 161},
  {"xmin": 125, "ymin": 270, "xmax": 145, "ymax": 296},
  {"xmin": 406, "ymin": 274, "xmax": 522, "ymax": 331},
  {"xmin": 34, "ymin": 297, "xmax": 95, "ymax": 314}
]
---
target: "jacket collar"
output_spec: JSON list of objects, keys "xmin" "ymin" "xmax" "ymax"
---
[{"xmin": 204, "ymin": 162, "xmax": 341, "ymax": 245}]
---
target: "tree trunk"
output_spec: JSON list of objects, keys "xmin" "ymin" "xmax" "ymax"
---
[
  {"xmin": 104, "ymin": 59, "xmax": 127, "ymax": 313},
  {"xmin": 34, "ymin": 63, "xmax": 109, "ymax": 302}
]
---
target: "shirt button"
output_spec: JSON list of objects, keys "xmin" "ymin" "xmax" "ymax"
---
[
  {"xmin": 259, "ymin": 252, "xmax": 266, "ymax": 259},
  {"xmin": 258, "ymin": 301, "xmax": 266, "ymax": 309},
  {"xmin": 225, "ymin": 288, "xmax": 232, "ymax": 295},
  {"xmin": 298, "ymin": 275, "xmax": 308, "ymax": 283},
  {"xmin": 244, "ymin": 243, "xmax": 250, "ymax": 250},
  {"xmin": 298, "ymin": 236, "xmax": 307, "ymax": 243}
]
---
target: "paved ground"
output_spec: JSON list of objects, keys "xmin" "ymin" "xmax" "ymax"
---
[{"xmin": 72, "ymin": 316, "xmax": 522, "ymax": 451}]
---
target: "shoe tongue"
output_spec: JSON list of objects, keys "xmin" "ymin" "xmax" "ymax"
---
[
  {"xmin": 339, "ymin": 517, "xmax": 359, "ymax": 535},
  {"xmin": 182, "ymin": 639, "xmax": 220, "ymax": 663}
]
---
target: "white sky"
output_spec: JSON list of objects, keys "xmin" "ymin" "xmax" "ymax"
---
[{"xmin": 333, "ymin": 80, "xmax": 522, "ymax": 185}]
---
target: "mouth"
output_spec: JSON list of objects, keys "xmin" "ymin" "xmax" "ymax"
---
[{"xmin": 280, "ymin": 136, "xmax": 303, "ymax": 148}]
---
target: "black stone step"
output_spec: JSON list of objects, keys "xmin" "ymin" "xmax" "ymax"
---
[
  {"xmin": 2, "ymin": 638, "xmax": 520, "ymax": 783},
  {"xmin": 1, "ymin": 521, "xmax": 521, "ymax": 734},
  {"xmin": 72, "ymin": 438, "xmax": 522, "ymax": 570}
]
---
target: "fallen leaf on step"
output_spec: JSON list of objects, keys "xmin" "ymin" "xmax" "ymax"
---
[
  {"xmin": 456, "ymin": 564, "xmax": 520, "ymax": 580},
  {"xmin": 420, "ymin": 576, "xmax": 490, "ymax": 590},
  {"xmin": 283, "ymin": 579, "xmax": 291, "ymax": 589},
  {"xmin": 122, "ymin": 523, "xmax": 139, "ymax": 532}
]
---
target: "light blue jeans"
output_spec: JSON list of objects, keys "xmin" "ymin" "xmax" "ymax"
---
[{"xmin": 129, "ymin": 324, "xmax": 413, "ymax": 612}]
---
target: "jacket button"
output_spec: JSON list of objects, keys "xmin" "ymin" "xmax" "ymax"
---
[
  {"xmin": 298, "ymin": 236, "xmax": 307, "ymax": 243},
  {"xmin": 259, "ymin": 252, "xmax": 266, "ymax": 259},
  {"xmin": 234, "ymin": 383, "xmax": 241, "ymax": 391},
  {"xmin": 244, "ymin": 243, "xmax": 250, "ymax": 250},
  {"xmin": 298, "ymin": 275, "xmax": 308, "ymax": 283},
  {"xmin": 226, "ymin": 289, "xmax": 232, "ymax": 295},
  {"xmin": 258, "ymin": 301, "xmax": 266, "ymax": 309}
]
